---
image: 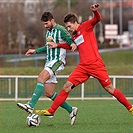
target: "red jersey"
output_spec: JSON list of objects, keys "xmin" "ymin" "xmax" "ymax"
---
[
  {"xmin": 57, "ymin": 10, "xmax": 111, "ymax": 87},
  {"xmin": 72, "ymin": 10, "xmax": 102, "ymax": 65}
]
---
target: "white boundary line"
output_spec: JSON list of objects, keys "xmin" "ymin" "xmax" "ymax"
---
[{"xmin": 0, "ymin": 97, "xmax": 133, "ymax": 101}]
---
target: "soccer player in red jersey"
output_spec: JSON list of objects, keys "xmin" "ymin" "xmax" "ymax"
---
[{"xmin": 36, "ymin": 3, "xmax": 133, "ymax": 123}]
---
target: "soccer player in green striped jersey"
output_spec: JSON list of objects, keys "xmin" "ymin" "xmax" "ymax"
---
[{"xmin": 17, "ymin": 12, "xmax": 77, "ymax": 125}]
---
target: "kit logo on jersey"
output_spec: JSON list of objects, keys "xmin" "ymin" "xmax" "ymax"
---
[
  {"xmin": 105, "ymin": 79, "xmax": 109, "ymax": 82},
  {"xmin": 47, "ymin": 36, "xmax": 54, "ymax": 42},
  {"xmin": 74, "ymin": 35, "xmax": 84, "ymax": 46}
]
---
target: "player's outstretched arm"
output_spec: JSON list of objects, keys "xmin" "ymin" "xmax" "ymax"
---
[
  {"xmin": 90, "ymin": 3, "xmax": 101, "ymax": 26},
  {"xmin": 25, "ymin": 49, "xmax": 36, "ymax": 56},
  {"xmin": 48, "ymin": 42, "xmax": 77, "ymax": 51}
]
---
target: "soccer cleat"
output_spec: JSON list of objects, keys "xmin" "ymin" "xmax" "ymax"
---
[
  {"xmin": 35, "ymin": 109, "xmax": 54, "ymax": 118},
  {"xmin": 129, "ymin": 106, "xmax": 133, "ymax": 115},
  {"xmin": 17, "ymin": 103, "xmax": 34, "ymax": 114},
  {"xmin": 69, "ymin": 107, "xmax": 78, "ymax": 125}
]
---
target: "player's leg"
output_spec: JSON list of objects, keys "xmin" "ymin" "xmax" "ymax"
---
[
  {"xmin": 17, "ymin": 60, "xmax": 62, "ymax": 113},
  {"xmin": 104, "ymin": 84, "xmax": 133, "ymax": 113},
  {"xmin": 42, "ymin": 61, "xmax": 74, "ymax": 114},
  {"xmin": 35, "ymin": 65, "xmax": 89, "ymax": 125},
  {"xmin": 36, "ymin": 81, "xmax": 73, "ymax": 116},
  {"xmin": 17, "ymin": 69, "xmax": 50, "ymax": 113},
  {"xmin": 44, "ymin": 83, "xmax": 78, "ymax": 125},
  {"xmin": 36, "ymin": 64, "xmax": 89, "ymax": 115},
  {"xmin": 28, "ymin": 69, "xmax": 50, "ymax": 108},
  {"xmin": 45, "ymin": 83, "xmax": 72, "ymax": 114},
  {"xmin": 48, "ymin": 81, "xmax": 73, "ymax": 114},
  {"xmin": 93, "ymin": 60, "xmax": 133, "ymax": 114}
]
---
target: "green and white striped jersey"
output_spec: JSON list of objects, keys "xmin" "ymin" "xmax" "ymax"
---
[{"xmin": 45, "ymin": 24, "xmax": 74, "ymax": 64}]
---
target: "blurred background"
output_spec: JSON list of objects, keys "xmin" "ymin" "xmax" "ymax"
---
[
  {"xmin": 0, "ymin": 0, "xmax": 133, "ymax": 100},
  {"xmin": 0, "ymin": 0, "xmax": 133, "ymax": 68}
]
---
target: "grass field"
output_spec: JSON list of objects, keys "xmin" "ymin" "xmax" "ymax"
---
[
  {"xmin": 0, "ymin": 50, "xmax": 133, "ymax": 132},
  {"xmin": 0, "ymin": 50, "xmax": 133, "ymax": 75},
  {"xmin": 0, "ymin": 100, "xmax": 133, "ymax": 133}
]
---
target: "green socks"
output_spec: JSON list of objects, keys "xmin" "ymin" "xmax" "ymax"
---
[
  {"xmin": 29, "ymin": 82, "xmax": 44, "ymax": 108},
  {"xmin": 28, "ymin": 82, "xmax": 72, "ymax": 114},
  {"xmin": 50, "ymin": 92, "xmax": 72, "ymax": 114}
]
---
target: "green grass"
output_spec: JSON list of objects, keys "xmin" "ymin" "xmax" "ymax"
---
[
  {"xmin": 0, "ymin": 50, "xmax": 133, "ymax": 75},
  {"xmin": 100, "ymin": 50, "xmax": 133, "ymax": 75},
  {"xmin": 0, "ymin": 100, "xmax": 133, "ymax": 133}
]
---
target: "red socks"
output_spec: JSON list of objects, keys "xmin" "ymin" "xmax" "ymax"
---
[
  {"xmin": 113, "ymin": 88, "xmax": 132, "ymax": 110},
  {"xmin": 48, "ymin": 88, "xmax": 132, "ymax": 114},
  {"xmin": 48, "ymin": 90, "xmax": 69, "ymax": 114}
]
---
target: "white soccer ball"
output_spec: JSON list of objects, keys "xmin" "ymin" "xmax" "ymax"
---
[{"xmin": 26, "ymin": 113, "xmax": 41, "ymax": 127}]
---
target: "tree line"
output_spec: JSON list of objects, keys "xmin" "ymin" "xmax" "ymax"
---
[{"xmin": 0, "ymin": 0, "xmax": 132, "ymax": 54}]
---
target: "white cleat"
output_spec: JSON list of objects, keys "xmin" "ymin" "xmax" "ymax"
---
[
  {"xmin": 69, "ymin": 107, "xmax": 78, "ymax": 125},
  {"xmin": 17, "ymin": 103, "xmax": 34, "ymax": 114},
  {"xmin": 47, "ymin": 116, "xmax": 54, "ymax": 118}
]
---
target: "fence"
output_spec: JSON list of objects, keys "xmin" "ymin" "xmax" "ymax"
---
[
  {"xmin": 0, "ymin": 53, "xmax": 79, "ymax": 68},
  {"xmin": 0, "ymin": 75, "xmax": 133, "ymax": 101}
]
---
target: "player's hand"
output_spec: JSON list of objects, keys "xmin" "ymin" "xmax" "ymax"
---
[
  {"xmin": 70, "ymin": 43, "xmax": 77, "ymax": 51},
  {"xmin": 25, "ymin": 49, "xmax": 36, "ymax": 56},
  {"xmin": 48, "ymin": 42, "xmax": 57, "ymax": 48},
  {"xmin": 90, "ymin": 3, "xmax": 99, "ymax": 11}
]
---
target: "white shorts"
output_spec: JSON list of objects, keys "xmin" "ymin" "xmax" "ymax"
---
[{"xmin": 44, "ymin": 60, "xmax": 64, "ymax": 84}]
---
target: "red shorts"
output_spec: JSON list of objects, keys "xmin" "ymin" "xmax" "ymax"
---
[{"xmin": 68, "ymin": 59, "xmax": 111, "ymax": 88}]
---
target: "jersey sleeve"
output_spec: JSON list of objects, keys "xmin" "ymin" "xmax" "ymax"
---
[
  {"xmin": 90, "ymin": 10, "xmax": 102, "ymax": 26},
  {"xmin": 57, "ymin": 43, "xmax": 71, "ymax": 50},
  {"xmin": 60, "ymin": 27, "xmax": 74, "ymax": 46},
  {"xmin": 82, "ymin": 10, "xmax": 102, "ymax": 31},
  {"xmin": 35, "ymin": 46, "xmax": 47, "ymax": 53}
]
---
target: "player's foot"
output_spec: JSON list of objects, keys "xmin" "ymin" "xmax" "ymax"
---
[
  {"xmin": 35, "ymin": 109, "xmax": 54, "ymax": 118},
  {"xmin": 17, "ymin": 103, "xmax": 34, "ymax": 114},
  {"xmin": 129, "ymin": 106, "xmax": 133, "ymax": 115},
  {"xmin": 69, "ymin": 107, "xmax": 78, "ymax": 125}
]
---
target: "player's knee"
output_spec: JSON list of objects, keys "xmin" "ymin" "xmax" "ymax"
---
[
  {"xmin": 63, "ymin": 82, "xmax": 74, "ymax": 92},
  {"xmin": 37, "ymin": 75, "xmax": 46, "ymax": 83},
  {"xmin": 37, "ymin": 75, "xmax": 43, "ymax": 82},
  {"xmin": 104, "ymin": 84, "xmax": 114, "ymax": 94}
]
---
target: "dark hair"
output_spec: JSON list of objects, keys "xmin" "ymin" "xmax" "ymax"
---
[
  {"xmin": 41, "ymin": 12, "xmax": 54, "ymax": 22},
  {"xmin": 63, "ymin": 13, "xmax": 78, "ymax": 23}
]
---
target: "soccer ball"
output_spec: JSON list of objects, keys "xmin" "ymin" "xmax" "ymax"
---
[{"xmin": 26, "ymin": 113, "xmax": 41, "ymax": 127}]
